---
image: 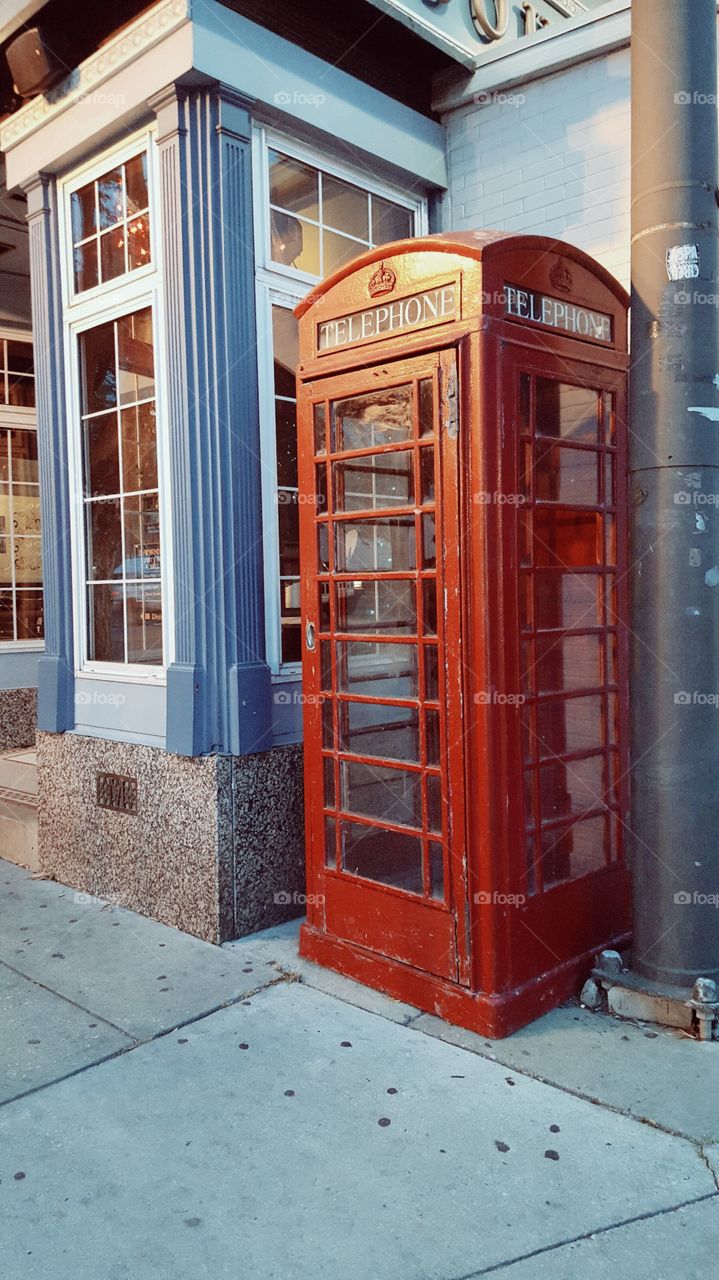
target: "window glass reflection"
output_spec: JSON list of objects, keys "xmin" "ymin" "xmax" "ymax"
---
[
  {"xmin": 0, "ymin": 428, "xmax": 43, "ymax": 643},
  {"xmin": 268, "ymin": 150, "xmax": 413, "ymax": 279},
  {"xmin": 71, "ymin": 152, "xmax": 151, "ymax": 294},
  {"xmin": 80, "ymin": 306, "xmax": 162, "ymax": 665}
]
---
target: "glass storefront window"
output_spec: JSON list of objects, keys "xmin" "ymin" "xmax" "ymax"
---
[
  {"xmin": 79, "ymin": 306, "xmax": 162, "ymax": 665},
  {"xmin": 0, "ymin": 338, "xmax": 35, "ymax": 408},
  {"xmin": 0, "ymin": 428, "xmax": 43, "ymax": 643},
  {"xmin": 70, "ymin": 152, "xmax": 151, "ymax": 294},
  {"xmin": 266, "ymin": 146, "xmax": 418, "ymax": 665},
  {"xmin": 269, "ymin": 148, "xmax": 413, "ymax": 279}
]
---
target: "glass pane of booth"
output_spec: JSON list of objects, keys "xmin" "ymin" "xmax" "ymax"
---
[
  {"xmin": 335, "ymin": 578, "xmax": 416, "ymax": 634},
  {"xmin": 341, "ymin": 759, "xmax": 422, "ymax": 828},
  {"xmin": 535, "ymin": 379, "xmax": 600, "ymax": 443},
  {"xmin": 332, "ymin": 386, "xmax": 412, "ymax": 450},
  {"xmin": 334, "ymin": 451, "xmax": 414, "ymax": 511},
  {"xmin": 342, "ymin": 821, "xmax": 423, "ymax": 894},
  {"xmin": 338, "ymin": 700, "xmax": 420, "ymax": 763},
  {"xmin": 336, "ymin": 641, "xmax": 418, "ymax": 698}
]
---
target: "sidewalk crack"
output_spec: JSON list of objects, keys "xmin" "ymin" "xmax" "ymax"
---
[{"xmin": 443, "ymin": 1192, "xmax": 719, "ymax": 1278}]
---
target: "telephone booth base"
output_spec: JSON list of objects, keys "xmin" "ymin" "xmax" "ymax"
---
[
  {"xmin": 295, "ymin": 232, "xmax": 632, "ymax": 1040},
  {"xmin": 300, "ymin": 921, "xmax": 631, "ymax": 1039}
]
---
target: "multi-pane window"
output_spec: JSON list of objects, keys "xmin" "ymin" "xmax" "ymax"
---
[
  {"xmin": 79, "ymin": 306, "xmax": 162, "ymax": 666},
  {"xmin": 0, "ymin": 429, "xmax": 43, "ymax": 643},
  {"xmin": 0, "ymin": 338, "xmax": 34, "ymax": 407},
  {"xmin": 71, "ymin": 153, "xmax": 151, "ymax": 293},
  {"xmin": 265, "ymin": 146, "xmax": 419, "ymax": 665},
  {"xmin": 519, "ymin": 375, "xmax": 620, "ymax": 894},
  {"xmin": 269, "ymin": 149, "xmax": 413, "ymax": 279}
]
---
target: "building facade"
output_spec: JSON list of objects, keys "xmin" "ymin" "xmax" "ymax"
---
[
  {"xmin": 0, "ymin": 0, "xmax": 672, "ymax": 941},
  {"xmin": 0, "ymin": 0, "xmax": 452, "ymax": 938}
]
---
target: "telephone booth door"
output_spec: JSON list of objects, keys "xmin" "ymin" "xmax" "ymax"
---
[{"xmin": 297, "ymin": 349, "xmax": 470, "ymax": 983}]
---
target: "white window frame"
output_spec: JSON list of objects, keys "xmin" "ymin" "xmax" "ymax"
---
[
  {"xmin": 0, "ymin": 328, "xmax": 42, "ymax": 651},
  {"xmin": 60, "ymin": 132, "xmax": 156, "ymax": 308},
  {"xmin": 58, "ymin": 127, "xmax": 173, "ymax": 685},
  {"xmin": 253, "ymin": 126, "xmax": 428, "ymax": 676}
]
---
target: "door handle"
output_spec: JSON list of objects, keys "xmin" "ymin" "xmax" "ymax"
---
[{"xmin": 305, "ymin": 620, "xmax": 316, "ymax": 651}]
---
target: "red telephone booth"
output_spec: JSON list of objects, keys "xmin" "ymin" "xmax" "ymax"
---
[{"xmin": 295, "ymin": 232, "xmax": 630, "ymax": 1037}]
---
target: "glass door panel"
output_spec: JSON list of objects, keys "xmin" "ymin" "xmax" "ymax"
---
[{"xmin": 300, "ymin": 349, "xmax": 466, "ymax": 983}]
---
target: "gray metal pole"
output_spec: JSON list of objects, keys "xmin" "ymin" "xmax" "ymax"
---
[{"xmin": 630, "ymin": 0, "xmax": 719, "ymax": 985}]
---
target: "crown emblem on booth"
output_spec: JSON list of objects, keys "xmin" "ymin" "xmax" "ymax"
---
[
  {"xmin": 549, "ymin": 261, "xmax": 573, "ymax": 294},
  {"xmin": 368, "ymin": 261, "xmax": 397, "ymax": 297}
]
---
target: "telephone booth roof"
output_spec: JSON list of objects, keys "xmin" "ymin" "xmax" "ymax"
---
[{"xmin": 296, "ymin": 230, "xmax": 630, "ymax": 320}]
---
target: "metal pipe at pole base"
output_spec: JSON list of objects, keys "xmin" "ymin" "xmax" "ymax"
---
[{"xmin": 630, "ymin": 0, "xmax": 719, "ymax": 988}]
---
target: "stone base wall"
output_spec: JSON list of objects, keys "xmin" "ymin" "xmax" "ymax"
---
[
  {"xmin": 0, "ymin": 688, "xmax": 37, "ymax": 752},
  {"xmin": 233, "ymin": 743, "xmax": 306, "ymax": 935},
  {"xmin": 36, "ymin": 733, "xmax": 306, "ymax": 944}
]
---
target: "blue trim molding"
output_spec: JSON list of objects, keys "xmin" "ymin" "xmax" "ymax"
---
[
  {"xmin": 153, "ymin": 79, "xmax": 272, "ymax": 757},
  {"xmin": 24, "ymin": 173, "xmax": 75, "ymax": 732}
]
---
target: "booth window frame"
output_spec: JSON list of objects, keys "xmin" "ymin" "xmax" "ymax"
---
[
  {"xmin": 0, "ymin": 329, "xmax": 43, "ymax": 652},
  {"xmin": 58, "ymin": 127, "xmax": 173, "ymax": 686},
  {"xmin": 253, "ymin": 126, "xmax": 428, "ymax": 675}
]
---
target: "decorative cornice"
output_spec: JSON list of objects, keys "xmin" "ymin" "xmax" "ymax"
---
[{"xmin": 0, "ymin": 0, "xmax": 190, "ymax": 152}]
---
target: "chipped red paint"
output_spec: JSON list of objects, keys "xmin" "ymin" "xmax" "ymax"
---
[{"xmin": 295, "ymin": 232, "xmax": 631, "ymax": 1038}]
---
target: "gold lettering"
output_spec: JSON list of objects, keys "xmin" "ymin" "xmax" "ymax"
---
[
  {"xmin": 516, "ymin": 290, "xmax": 530, "ymax": 318},
  {"xmin": 470, "ymin": 0, "xmax": 509, "ymax": 41},
  {"xmin": 422, "ymin": 291, "xmax": 439, "ymax": 320},
  {"xmin": 317, "ymin": 284, "xmax": 458, "ymax": 351},
  {"xmin": 375, "ymin": 306, "xmax": 390, "ymax": 333},
  {"xmin": 405, "ymin": 296, "xmax": 422, "ymax": 325},
  {"xmin": 388, "ymin": 301, "xmax": 404, "ymax": 329},
  {"xmin": 522, "ymin": 3, "xmax": 550, "ymax": 35}
]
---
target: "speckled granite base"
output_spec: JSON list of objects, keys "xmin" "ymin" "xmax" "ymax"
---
[
  {"xmin": 36, "ymin": 733, "xmax": 234, "ymax": 944},
  {"xmin": 233, "ymin": 743, "xmax": 306, "ymax": 935},
  {"xmin": 36, "ymin": 733, "xmax": 306, "ymax": 944},
  {"xmin": 0, "ymin": 688, "xmax": 37, "ymax": 751}
]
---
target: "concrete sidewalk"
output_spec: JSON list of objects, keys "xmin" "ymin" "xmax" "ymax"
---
[{"xmin": 1, "ymin": 861, "xmax": 718, "ymax": 1280}]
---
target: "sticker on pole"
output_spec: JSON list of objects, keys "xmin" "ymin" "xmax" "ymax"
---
[{"xmin": 666, "ymin": 244, "xmax": 700, "ymax": 281}]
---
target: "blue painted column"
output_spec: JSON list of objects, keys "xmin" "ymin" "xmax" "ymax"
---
[
  {"xmin": 24, "ymin": 173, "xmax": 75, "ymax": 732},
  {"xmin": 152, "ymin": 80, "xmax": 272, "ymax": 757}
]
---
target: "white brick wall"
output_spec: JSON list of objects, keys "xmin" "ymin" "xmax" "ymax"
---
[{"xmin": 443, "ymin": 49, "xmax": 631, "ymax": 288}]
